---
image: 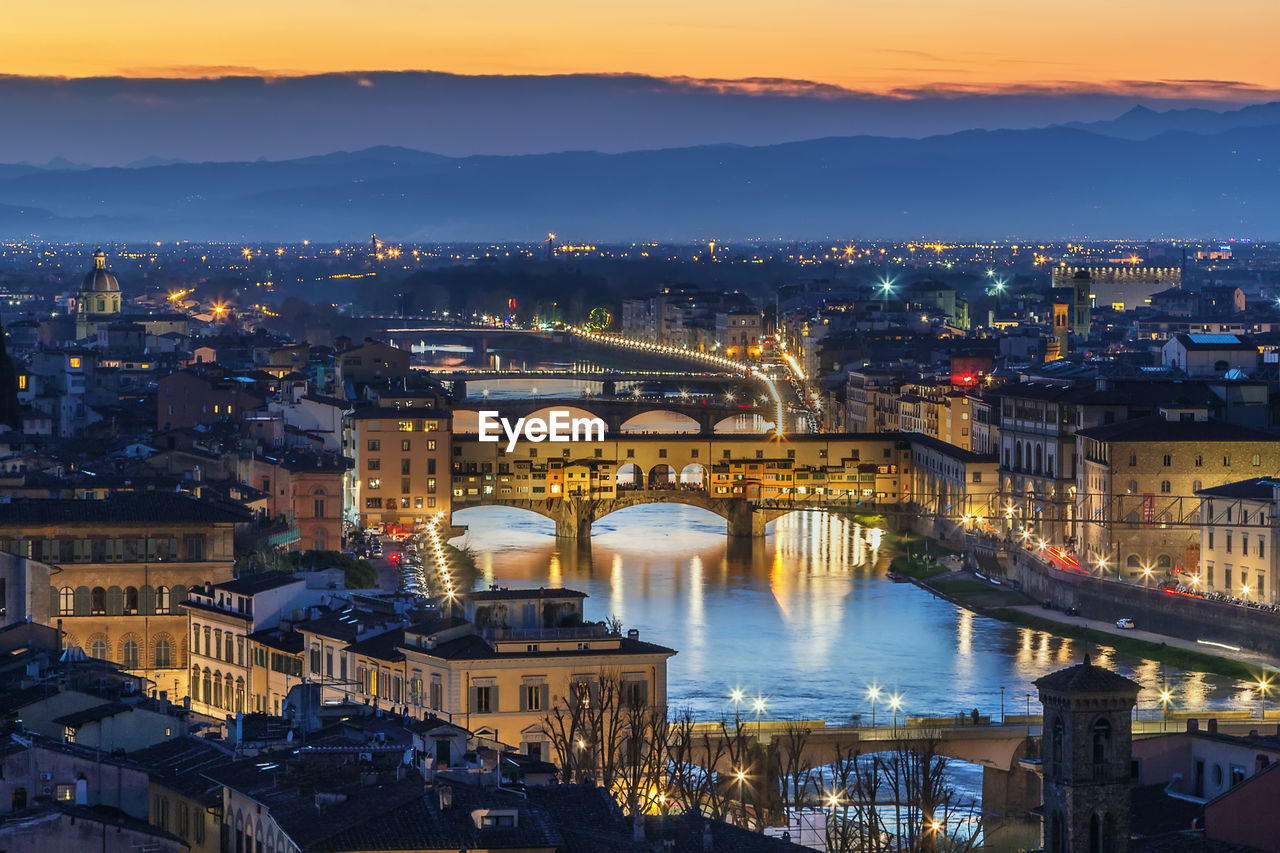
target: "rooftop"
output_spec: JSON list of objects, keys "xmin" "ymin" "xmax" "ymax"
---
[
  {"xmin": 1195, "ymin": 477, "xmax": 1280, "ymax": 501},
  {"xmin": 1034, "ymin": 655, "xmax": 1141, "ymax": 695},
  {"xmin": 0, "ymin": 493, "xmax": 253, "ymax": 526},
  {"xmin": 1075, "ymin": 414, "xmax": 1275, "ymax": 444}
]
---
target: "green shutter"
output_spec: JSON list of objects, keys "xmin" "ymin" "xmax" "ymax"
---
[
  {"xmin": 469, "ymin": 686, "xmax": 478, "ymax": 712},
  {"xmin": 519, "ymin": 686, "xmax": 527, "ymax": 712},
  {"xmin": 489, "ymin": 686, "xmax": 499, "ymax": 713},
  {"xmin": 74, "ymin": 586, "xmax": 91, "ymax": 617},
  {"xmin": 540, "ymin": 684, "xmax": 550, "ymax": 712},
  {"xmin": 139, "ymin": 586, "xmax": 156, "ymax": 615}
]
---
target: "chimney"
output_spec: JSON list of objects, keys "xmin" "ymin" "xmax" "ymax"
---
[
  {"xmin": 438, "ymin": 785, "xmax": 453, "ymax": 811},
  {"xmin": 1256, "ymin": 755, "xmax": 1270, "ymax": 773},
  {"xmin": 1186, "ymin": 719, "xmax": 1199, "ymax": 733},
  {"xmin": 1208, "ymin": 719, "xmax": 1219, "ymax": 734}
]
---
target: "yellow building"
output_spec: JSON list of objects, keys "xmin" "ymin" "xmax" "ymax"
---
[
  {"xmin": 184, "ymin": 572, "xmax": 327, "ymax": 718},
  {"xmin": 345, "ymin": 406, "xmax": 452, "ymax": 530},
  {"xmin": 1076, "ymin": 410, "xmax": 1280, "ymax": 579},
  {"xmin": 0, "ymin": 494, "xmax": 245, "ymax": 699},
  {"xmin": 299, "ymin": 589, "xmax": 674, "ymax": 759}
]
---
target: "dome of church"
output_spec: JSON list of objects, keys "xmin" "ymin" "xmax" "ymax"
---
[{"xmin": 81, "ymin": 250, "xmax": 120, "ymax": 293}]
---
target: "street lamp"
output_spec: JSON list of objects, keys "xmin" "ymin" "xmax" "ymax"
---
[
  {"xmin": 888, "ymin": 693, "xmax": 903, "ymax": 730},
  {"xmin": 1000, "ymin": 686, "xmax": 1005, "ymax": 724},
  {"xmin": 1159, "ymin": 689, "xmax": 1173, "ymax": 731},
  {"xmin": 1259, "ymin": 675, "xmax": 1272, "ymax": 720},
  {"xmin": 752, "ymin": 696, "xmax": 767, "ymax": 738},
  {"xmin": 867, "ymin": 685, "xmax": 881, "ymax": 728},
  {"xmin": 734, "ymin": 768, "xmax": 748, "ymax": 827}
]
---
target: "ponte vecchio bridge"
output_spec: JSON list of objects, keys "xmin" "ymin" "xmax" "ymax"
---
[{"xmin": 450, "ymin": 413, "xmax": 914, "ymax": 545}]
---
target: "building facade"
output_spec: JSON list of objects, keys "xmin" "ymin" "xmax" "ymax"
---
[{"xmin": 0, "ymin": 495, "xmax": 246, "ymax": 699}]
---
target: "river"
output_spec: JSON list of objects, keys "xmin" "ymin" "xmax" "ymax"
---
[{"xmin": 450, "ymin": 504, "xmax": 1252, "ymax": 725}]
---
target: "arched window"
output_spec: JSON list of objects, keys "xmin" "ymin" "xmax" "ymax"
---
[
  {"xmin": 192, "ymin": 623, "xmax": 200, "ymax": 652},
  {"xmin": 121, "ymin": 640, "xmax": 139, "ymax": 669},
  {"xmin": 59, "ymin": 587, "xmax": 74, "ymax": 615},
  {"xmin": 1092, "ymin": 718, "xmax": 1113, "ymax": 772},
  {"xmin": 1051, "ymin": 716, "xmax": 1064, "ymax": 768},
  {"xmin": 224, "ymin": 632, "xmax": 234, "ymax": 662},
  {"xmin": 124, "ymin": 586, "xmax": 139, "ymax": 614},
  {"xmin": 212, "ymin": 671, "xmax": 223, "ymax": 708},
  {"xmin": 236, "ymin": 678, "xmax": 246, "ymax": 714},
  {"xmin": 91, "ymin": 587, "xmax": 107, "ymax": 615},
  {"xmin": 191, "ymin": 667, "xmax": 202, "ymax": 702},
  {"xmin": 1126, "ymin": 555, "xmax": 1141, "ymax": 569},
  {"xmin": 202, "ymin": 669, "xmax": 212, "ymax": 706},
  {"xmin": 155, "ymin": 638, "xmax": 172, "ymax": 669},
  {"xmin": 1156, "ymin": 554, "xmax": 1173, "ymax": 570},
  {"xmin": 156, "ymin": 586, "xmax": 171, "ymax": 614},
  {"xmin": 1160, "ymin": 480, "xmax": 1171, "ymax": 494},
  {"xmin": 90, "ymin": 639, "xmax": 108, "ymax": 659},
  {"xmin": 225, "ymin": 674, "xmax": 234, "ymax": 710}
]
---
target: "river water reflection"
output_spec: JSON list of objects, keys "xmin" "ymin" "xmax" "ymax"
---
[{"xmin": 451, "ymin": 504, "xmax": 1252, "ymax": 724}]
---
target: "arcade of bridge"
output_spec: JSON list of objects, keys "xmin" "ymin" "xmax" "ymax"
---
[{"xmin": 451, "ymin": 432, "xmax": 912, "ymax": 508}]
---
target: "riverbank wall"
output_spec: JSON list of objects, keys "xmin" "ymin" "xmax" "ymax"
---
[{"xmin": 1007, "ymin": 547, "xmax": 1280, "ymax": 659}]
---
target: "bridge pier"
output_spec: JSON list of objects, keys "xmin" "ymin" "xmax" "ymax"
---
[
  {"xmin": 552, "ymin": 498, "xmax": 595, "ymax": 541},
  {"xmin": 725, "ymin": 500, "xmax": 766, "ymax": 541},
  {"xmin": 980, "ymin": 756, "xmax": 1041, "ymax": 820}
]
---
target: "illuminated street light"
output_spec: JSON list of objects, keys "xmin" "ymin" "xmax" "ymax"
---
[
  {"xmin": 867, "ymin": 685, "xmax": 881, "ymax": 728},
  {"xmin": 888, "ymin": 693, "xmax": 903, "ymax": 729},
  {"xmin": 1259, "ymin": 675, "xmax": 1272, "ymax": 720}
]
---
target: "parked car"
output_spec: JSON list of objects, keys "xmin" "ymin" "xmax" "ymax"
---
[
  {"xmin": 1115, "ymin": 618, "xmax": 1136, "ymax": 629},
  {"xmin": 1064, "ymin": 606, "xmax": 1080, "ymax": 616},
  {"xmin": 1041, "ymin": 599, "xmax": 1053, "ymax": 610}
]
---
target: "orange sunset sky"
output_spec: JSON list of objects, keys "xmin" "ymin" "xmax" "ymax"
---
[{"xmin": 4, "ymin": 0, "xmax": 1279, "ymax": 96}]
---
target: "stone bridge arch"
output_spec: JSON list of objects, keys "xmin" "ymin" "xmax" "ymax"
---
[{"xmin": 620, "ymin": 409, "xmax": 702, "ymax": 434}]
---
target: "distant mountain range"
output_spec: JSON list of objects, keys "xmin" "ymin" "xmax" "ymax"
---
[{"xmin": 1, "ymin": 118, "xmax": 1278, "ymax": 241}]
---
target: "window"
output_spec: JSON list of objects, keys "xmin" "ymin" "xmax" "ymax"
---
[
  {"xmin": 367, "ymin": 459, "xmax": 381, "ymax": 471},
  {"xmin": 1242, "ymin": 534, "xmax": 1249, "ymax": 556},
  {"xmin": 401, "ymin": 458, "xmax": 411, "ymax": 475},
  {"xmin": 365, "ymin": 497, "xmax": 382, "ymax": 509},
  {"xmin": 1253, "ymin": 454, "xmax": 1262, "ymax": 467},
  {"xmin": 1160, "ymin": 480, "xmax": 1171, "ymax": 494},
  {"xmin": 1226, "ymin": 532, "xmax": 1233, "ymax": 554},
  {"xmin": 69, "ymin": 356, "xmax": 81, "ymax": 368},
  {"xmin": 401, "ymin": 439, "xmax": 412, "ymax": 451},
  {"xmin": 367, "ymin": 439, "xmax": 381, "ymax": 451},
  {"xmin": 59, "ymin": 586, "xmax": 74, "ymax": 615},
  {"xmin": 156, "ymin": 586, "xmax": 171, "ymax": 614},
  {"xmin": 430, "ymin": 679, "xmax": 442, "ymax": 710},
  {"xmin": 91, "ymin": 639, "xmax": 108, "ymax": 659},
  {"xmin": 367, "ymin": 478, "xmax": 381, "ymax": 489},
  {"xmin": 1194, "ymin": 454, "xmax": 1203, "ymax": 467},
  {"xmin": 155, "ymin": 638, "xmax": 172, "ymax": 669},
  {"xmin": 401, "ymin": 477, "xmax": 411, "ymax": 494},
  {"xmin": 1224, "ymin": 455, "xmax": 1232, "ymax": 466},
  {"xmin": 124, "ymin": 586, "xmax": 139, "ymax": 614},
  {"xmin": 427, "ymin": 439, "xmax": 437, "ymax": 450},
  {"xmin": 184, "ymin": 534, "xmax": 205, "ymax": 561},
  {"xmin": 475, "ymin": 686, "xmax": 493, "ymax": 714},
  {"xmin": 91, "ymin": 586, "xmax": 106, "ymax": 614}
]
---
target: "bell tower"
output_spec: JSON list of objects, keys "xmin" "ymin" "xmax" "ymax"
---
[{"xmin": 1035, "ymin": 655, "xmax": 1139, "ymax": 853}]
